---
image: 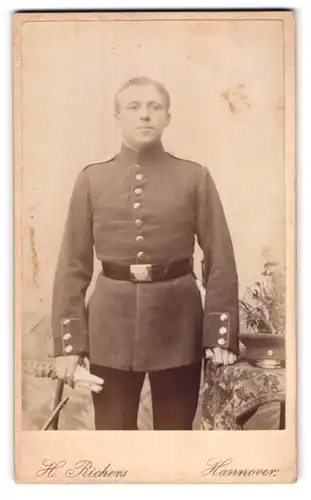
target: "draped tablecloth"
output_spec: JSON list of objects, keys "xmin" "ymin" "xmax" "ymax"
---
[{"xmin": 200, "ymin": 359, "xmax": 285, "ymax": 430}]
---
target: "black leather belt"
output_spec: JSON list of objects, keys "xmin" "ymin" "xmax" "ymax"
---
[{"xmin": 101, "ymin": 258, "xmax": 192, "ymax": 283}]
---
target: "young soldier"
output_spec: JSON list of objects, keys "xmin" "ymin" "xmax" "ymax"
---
[{"xmin": 52, "ymin": 77, "xmax": 239, "ymax": 430}]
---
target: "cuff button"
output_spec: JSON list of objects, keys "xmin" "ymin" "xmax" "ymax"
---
[
  {"xmin": 219, "ymin": 327, "xmax": 227, "ymax": 335},
  {"xmin": 64, "ymin": 345, "xmax": 73, "ymax": 354},
  {"xmin": 63, "ymin": 319, "xmax": 71, "ymax": 325},
  {"xmin": 217, "ymin": 338, "xmax": 226, "ymax": 346},
  {"xmin": 220, "ymin": 314, "xmax": 228, "ymax": 321},
  {"xmin": 63, "ymin": 333, "xmax": 72, "ymax": 341}
]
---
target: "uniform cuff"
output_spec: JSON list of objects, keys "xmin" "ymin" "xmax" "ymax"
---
[
  {"xmin": 203, "ymin": 312, "xmax": 239, "ymax": 355},
  {"xmin": 53, "ymin": 317, "xmax": 89, "ymax": 357}
]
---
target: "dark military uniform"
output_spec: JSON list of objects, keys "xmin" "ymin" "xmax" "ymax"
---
[{"xmin": 52, "ymin": 142, "xmax": 239, "ymax": 429}]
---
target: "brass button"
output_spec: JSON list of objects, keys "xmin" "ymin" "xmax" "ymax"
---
[
  {"xmin": 267, "ymin": 349, "xmax": 273, "ymax": 356},
  {"xmin": 136, "ymin": 235, "xmax": 144, "ymax": 243},
  {"xmin": 136, "ymin": 174, "xmax": 143, "ymax": 181},
  {"xmin": 135, "ymin": 219, "xmax": 143, "ymax": 227},
  {"xmin": 134, "ymin": 188, "xmax": 143, "ymax": 195},
  {"xmin": 220, "ymin": 314, "xmax": 228, "ymax": 321},
  {"xmin": 137, "ymin": 251, "xmax": 145, "ymax": 259},
  {"xmin": 133, "ymin": 202, "xmax": 141, "ymax": 210},
  {"xmin": 63, "ymin": 333, "xmax": 72, "ymax": 341},
  {"xmin": 64, "ymin": 345, "xmax": 73, "ymax": 354},
  {"xmin": 217, "ymin": 338, "xmax": 226, "ymax": 346},
  {"xmin": 62, "ymin": 319, "xmax": 70, "ymax": 325},
  {"xmin": 219, "ymin": 327, "xmax": 227, "ymax": 335}
]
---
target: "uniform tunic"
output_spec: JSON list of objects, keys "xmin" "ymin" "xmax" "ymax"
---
[{"xmin": 52, "ymin": 142, "xmax": 239, "ymax": 371}]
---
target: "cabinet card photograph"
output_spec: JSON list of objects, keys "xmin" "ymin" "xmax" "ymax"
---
[{"xmin": 14, "ymin": 10, "xmax": 296, "ymax": 483}]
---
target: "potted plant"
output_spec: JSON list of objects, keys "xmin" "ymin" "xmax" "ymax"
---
[{"xmin": 239, "ymin": 261, "xmax": 286, "ymax": 368}]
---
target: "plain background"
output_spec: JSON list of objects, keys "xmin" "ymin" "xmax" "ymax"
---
[{"xmin": 1, "ymin": 0, "xmax": 309, "ymax": 498}]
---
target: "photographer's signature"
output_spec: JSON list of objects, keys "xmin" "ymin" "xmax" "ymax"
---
[{"xmin": 36, "ymin": 459, "xmax": 128, "ymax": 479}]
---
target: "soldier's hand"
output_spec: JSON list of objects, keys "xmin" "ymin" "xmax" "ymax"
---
[
  {"xmin": 205, "ymin": 347, "xmax": 237, "ymax": 366},
  {"xmin": 55, "ymin": 355, "xmax": 80, "ymax": 388}
]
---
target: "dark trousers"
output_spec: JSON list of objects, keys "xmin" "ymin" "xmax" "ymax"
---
[{"xmin": 91, "ymin": 361, "xmax": 201, "ymax": 430}]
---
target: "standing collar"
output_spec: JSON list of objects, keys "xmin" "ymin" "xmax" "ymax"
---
[{"xmin": 117, "ymin": 141, "xmax": 167, "ymax": 166}]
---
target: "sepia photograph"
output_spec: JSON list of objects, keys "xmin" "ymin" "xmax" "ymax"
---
[{"xmin": 14, "ymin": 10, "xmax": 296, "ymax": 483}]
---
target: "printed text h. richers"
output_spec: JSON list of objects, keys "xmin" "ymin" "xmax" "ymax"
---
[{"xmin": 36, "ymin": 459, "xmax": 128, "ymax": 479}]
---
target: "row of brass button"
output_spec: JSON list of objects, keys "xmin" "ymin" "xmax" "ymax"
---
[{"xmin": 134, "ymin": 164, "xmax": 145, "ymax": 260}]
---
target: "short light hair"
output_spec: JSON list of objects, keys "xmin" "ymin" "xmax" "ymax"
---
[{"xmin": 114, "ymin": 77, "xmax": 171, "ymax": 113}]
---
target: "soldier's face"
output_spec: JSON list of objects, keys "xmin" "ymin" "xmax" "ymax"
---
[{"xmin": 115, "ymin": 84, "xmax": 171, "ymax": 148}]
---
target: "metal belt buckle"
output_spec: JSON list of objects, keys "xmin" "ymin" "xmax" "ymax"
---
[{"xmin": 130, "ymin": 264, "xmax": 152, "ymax": 282}]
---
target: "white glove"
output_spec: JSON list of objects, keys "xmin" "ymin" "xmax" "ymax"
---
[
  {"xmin": 73, "ymin": 365, "xmax": 104, "ymax": 393},
  {"xmin": 55, "ymin": 356, "xmax": 104, "ymax": 392}
]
